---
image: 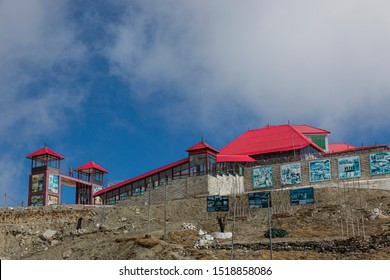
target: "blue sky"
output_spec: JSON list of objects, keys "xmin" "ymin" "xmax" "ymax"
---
[{"xmin": 1, "ymin": 0, "xmax": 390, "ymax": 205}]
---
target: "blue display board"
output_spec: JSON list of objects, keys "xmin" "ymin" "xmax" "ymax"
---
[
  {"xmin": 370, "ymin": 152, "xmax": 390, "ymax": 176},
  {"xmin": 309, "ymin": 159, "xmax": 331, "ymax": 182},
  {"xmin": 248, "ymin": 191, "xmax": 271, "ymax": 208},
  {"xmin": 207, "ymin": 196, "xmax": 229, "ymax": 212},
  {"xmin": 338, "ymin": 156, "xmax": 361, "ymax": 179},
  {"xmin": 290, "ymin": 187, "xmax": 315, "ymax": 205},
  {"xmin": 280, "ymin": 163, "xmax": 302, "ymax": 185},
  {"xmin": 252, "ymin": 166, "xmax": 274, "ymax": 189}
]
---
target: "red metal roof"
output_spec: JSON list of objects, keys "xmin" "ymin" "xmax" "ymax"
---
[
  {"xmin": 26, "ymin": 147, "xmax": 64, "ymax": 159},
  {"xmin": 216, "ymin": 154, "xmax": 256, "ymax": 163},
  {"xmin": 75, "ymin": 161, "xmax": 109, "ymax": 173},
  {"xmin": 326, "ymin": 144, "xmax": 389, "ymax": 155},
  {"xmin": 293, "ymin": 125, "xmax": 330, "ymax": 135},
  {"xmin": 220, "ymin": 124, "xmax": 324, "ymax": 156},
  {"xmin": 93, "ymin": 158, "xmax": 189, "ymax": 197},
  {"xmin": 327, "ymin": 143, "xmax": 359, "ymax": 153},
  {"xmin": 186, "ymin": 141, "xmax": 219, "ymax": 154}
]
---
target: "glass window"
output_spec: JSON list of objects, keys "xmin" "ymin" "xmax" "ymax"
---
[
  {"xmin": 93, "ymin": 171, "xmax": 104, "ymax": 184},
  {"xmin": 133, "ymin": 187, "xmax": 144, "ymax": 196},
  {"xmin": 208, "ymin": 154, "xmax": 216, "ymax": 176},
  {"xmin": 120, "ymin": 192, "xmax": 127, "ymax": 200},
  {"xmin": 152, "ymin": 174, "xmax": 158, "ymax": 189},
  {"xmin": 32, "ymin": 156, "xmax": 46, "ymax": 168},
  {"xmin": 48, "ymin": 156, "xmax": 59, "ymax": 168},
  {"xmin": 190, "ymin": 154, "xmax": 207, "ymax": 176}
]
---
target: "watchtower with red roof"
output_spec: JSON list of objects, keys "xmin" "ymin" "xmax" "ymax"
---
[
  {"xmin": 26, "ymin": 147, "xmax": 108, "ymax": 206},
  {"xmin": 26, "ymin": 146, "xmax": 64, "ymax": 206},
  {"xmin": 186, "ymin": 141, "xmax": 219, "ymax": 176},
  {"xmin": 74, "ymin": 161, "xmax": 108, "ymax": 205}
]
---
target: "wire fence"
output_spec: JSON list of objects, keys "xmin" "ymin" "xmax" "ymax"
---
[{"xmin": 1, "ymin": 192, "xmax": 25, "ymax": 208}]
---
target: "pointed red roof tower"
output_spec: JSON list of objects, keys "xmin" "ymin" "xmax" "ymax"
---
[
  {"xmin": 74, "ymin": 161, "xmax": 108, "ymax": 205},
  {"xmin": 186, "ymin": 141, "xmax": 218, "ymax": 176},
  {"xmin": 75, "ymin": 161, "xmax": 109, "ymax": 174},
  {"xmin": 26, "ymin": 146, "xmax": 64, "ymax": 207},
  {"xmin": 186, "ymin": 141, "xmax": 219, "ymax": 155}
]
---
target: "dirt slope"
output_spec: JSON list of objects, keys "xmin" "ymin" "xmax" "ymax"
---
[{"xmin": 0, "ymin": 187, "xmax": 389, "ymax": 260}]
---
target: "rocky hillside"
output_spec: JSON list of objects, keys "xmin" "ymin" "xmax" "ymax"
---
[{"xmin": 0, "ymin": 187, "xmax": 389, "ymax": 260}]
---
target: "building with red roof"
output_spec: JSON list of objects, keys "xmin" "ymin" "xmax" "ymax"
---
[
  {"xmin": 26, "ymin": 146, "xmax": 108, "ymax": 206},
  {"xmin": 219, "ymin": 124, "xmax": 326, "ymax": 161},
  {"xmin": 93, "ymin": 123, "xmax": 345, "ymax": 205},
  {"xmin": 27, "ymin": 123, "xmax": 388, "ymax": 206}
]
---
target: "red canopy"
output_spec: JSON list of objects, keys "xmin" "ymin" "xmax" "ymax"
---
[
  {"xmin": 26, "ymin": 147, "xmax": 64, "ymax": 159},
  {"xmin": 75, "ymin": 161, "xmax": 108, "ymax": 173}
]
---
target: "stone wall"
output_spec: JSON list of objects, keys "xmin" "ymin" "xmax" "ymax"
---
[
  {"xmin": 208, "ymin": 174, "xmax": 244, "ymax": 196},
  {"xmin": 119, "ymin": 176, "xmax": 210, "ymax": 206},
  {"xmin": 244, "ymin": 147, "xmax": 390, "ymax": 192}
]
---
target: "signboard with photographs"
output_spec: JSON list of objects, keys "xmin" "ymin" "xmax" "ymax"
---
[
  {"xmin": 280, "ymin": 163, "xmax": 302, "ymax": 185},
  {"xmin": 370, "ymin": 152, "xmax": 390, "ymax": 176},
  {"xmin": 252, "ymin": 166, "xmax": 274, "ymax": 189},
  {"xmin": 31, "ymin": 174, "xmax": 44, "ymax": 193},
  {"xmin": 48, "ymin": 195, "xmax": 59, "ymax": 205},
  {"xmin": 309, "ymin": 159, "xmax": 331, "ymax": 182},
  {"xmin": 338, "ymin": 156, "xmax": 361, "ymax": 179},
  {"xmin": 48, "ymin": 174, "xmax": 59, "ymax": 193},
  {"xmin": 290, "ymin": 187, "xmax": 315, "ymax": 205},
  {"xmin": 248, "ymin": 191, "xmax": 271, "ymax": 208},
  {"xmin": 31, "ymin": 195, "xmax": 44, "ymax": 206},
  {"xmin": 207, "ymin": 196, "xmax": 229, "ymax": 212}
]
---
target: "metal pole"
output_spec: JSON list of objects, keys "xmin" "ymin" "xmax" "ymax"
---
[
  {"xmin": 267, "ymin": 195, "xmax": 273, "ymax": 260},
  {"xmin": 147, "ymin": 185, "xmax": 151, "ymax": 236},
  {"xmin": 230, "ymin": 200, "xmax": 236, "ymax": 260},
  {"xmin": 163, "ymin": 177, "xmax": 168, "ymax": 240},
  {"xmin": 4, "ymin": 193, "xmax": 6, "ymax": 208}
]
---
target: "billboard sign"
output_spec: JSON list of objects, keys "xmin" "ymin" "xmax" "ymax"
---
[
  {"xmin": 290, "ymin": 187, "xmax": 315, "ymax": 205},
  {"xmin": 207, "ymin": 196, "xmax": 229, "ymax": 212},
  {"xmin": 338, "ymin": 156, "xmax": 361, "ymax": 179},
  {"xmin": 370, "ymin": 152, "xmax": 390, "ymax": 176},
  {"xmin": 48, "ymin": 195, "xmax": 59, "ymax": 205},
  {"xmin": 48, "ymin": 174, "xmax": 59, "ymax": 193},
  {"xmin": 248, "ymin": 191, "xmax": 271, "ymax": 208},
  {"xmin": 31, "ymin": 195, "xmax": 44, "ymax": 206},
  {"xmin": 252, "ymin": 166, "xmax": 274, "ymax": 189},
  {"xmin": 309, "ymin": 159, "xmax": 331, "ymax": 182},
  {"xmin": 280, "ymin": 163, "xmax": 302, "ymax": 185},
  {"xmin": 31, "ymin": 174, "xmax": 44, "ymax": 193}
]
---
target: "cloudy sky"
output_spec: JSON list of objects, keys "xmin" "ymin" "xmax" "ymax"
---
[{"xmin": 1, "ymin": 0, "xmax": 389, "ymax": 205}]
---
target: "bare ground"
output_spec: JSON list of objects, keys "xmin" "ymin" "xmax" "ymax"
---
[{"xmin": 0, "ymin": 187, "xmax": 389, "ymax": 260}]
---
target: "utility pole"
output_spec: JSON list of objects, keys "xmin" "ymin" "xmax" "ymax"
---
[
  {"xmin": 230, "ymin": 200, "xmax": 237, "ymax": 260},
  {"xmin": 163, "ymin": 176, "xmax": 168, "ymax": 240},
  {"xmin": 4, "ymin": 192, "xmax": 6, "ymax": 208},
  {"xmin": 147, "ymin": 181, "xmax": 152, "ymax": 237},
  {"xmin": 267, "ymin": 194, "xmax": 273, "ymax": 260}
]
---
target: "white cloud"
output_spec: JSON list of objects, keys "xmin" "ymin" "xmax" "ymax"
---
[
  {"xmin": 0, "ymin": 155, "xmax": 27, "ymax": 206},
  {"xmin": 0, "ymin": 0, "xmax": 87, "ymax": 145},
  {"xmin": 106, "ymin": 0, "xmax": 390, "ymax": 143}
]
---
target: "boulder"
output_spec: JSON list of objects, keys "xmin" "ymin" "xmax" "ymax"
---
[
  {"xmin": 212, "ymin": 232, "xmax": 233, "ymax": 239},
  {"xmin": 40, "ymin": 229, "xmax": 57, "ymax": 241},
  {"xmin": 62, "ymin": 249, "xmax": 72, "ymax": 259}
]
